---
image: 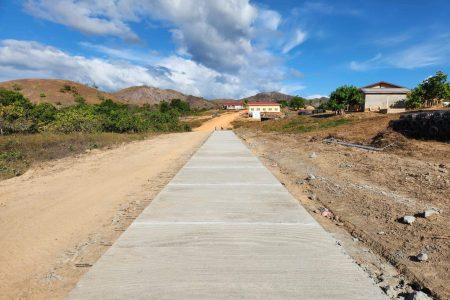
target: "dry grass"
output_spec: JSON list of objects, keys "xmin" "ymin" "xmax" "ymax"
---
[
  {"xmin": 0, "ymin": 132, "xmax": 153, "ymax": 180},
  {"xmin": 233, "ymin": 113, "xmax": 356, "ymax": 134},
  {"xmin": 0, "ymin": 79, "xmax": 120, "ymax": 106}
]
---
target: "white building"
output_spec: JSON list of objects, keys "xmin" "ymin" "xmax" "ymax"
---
[
  {"xmin": 222, "ymin": 102, "xmax": 244, "ymax": 110},
  {"xmin": 361, "ymin": 81, "xmax": 410, "ymax": 112}
]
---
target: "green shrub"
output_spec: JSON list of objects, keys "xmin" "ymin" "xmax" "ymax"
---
[
  {"xmin": 0, "ymin": 90, "xmax": 190, "ymax": 135},
  {"xmin": 32, "ymin": 103, "xmax": 57, "ymax": 127},
  {"xmin": 51, "ymin": 106, "xmax": 103, "ymax": 133}
]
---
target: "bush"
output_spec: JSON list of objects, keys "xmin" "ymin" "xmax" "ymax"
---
[
  {"xmin": 51, "ymin": 106, "xmax": 103, "ymax": 133},
  {"xmin": 31, "ymin": 103, "xmax": 57, "ymax": 127},
  {"xmin": 0, "ymin": 90, "xmax": 190, "ymax": 135},
  {"xmin": 0, "ymin": 90, "xmax": 36, "ymax": 134}
]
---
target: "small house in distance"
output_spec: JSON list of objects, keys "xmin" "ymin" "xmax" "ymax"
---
[
  {"xmin": 361, "ymin": 81, "xmax": 410, "ymax": 112},
  {"xmin": 247, "ymin": 102, "xmax": 281, "ymax": 120},
  {"xmin": 222, "ymin": 102, "xmax": 244, "ymax": 110}
]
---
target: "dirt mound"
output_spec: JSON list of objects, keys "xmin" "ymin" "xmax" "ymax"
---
[
  {"xmin": 114, "ymin": 85, "xmax": 216, "ymax": 109},
  {"xmin": 370, "ymin": 129, "xmax": 411, "ymax": 150},
  {"xmin": 0, "ymin": 79, "xmax": 119, "ymax": 106}
]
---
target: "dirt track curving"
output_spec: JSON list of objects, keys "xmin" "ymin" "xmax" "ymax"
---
[{"xmin": 193, "ymin": 111, "xmax": 241, "ymax": 132}]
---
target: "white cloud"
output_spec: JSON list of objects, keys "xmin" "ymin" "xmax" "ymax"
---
[
  {"xmin": 282, "ymin": 30, "xmax": 307, "ymax": 54},
  {"xmin": 306, "ymin": 94, "xmax": 328, "ymax": 99},
  {"xmin": 18, "ymin": 1, "xmax": 310, "ymax": 98},
  {"xmin": 350, "ymin": 53, "xmax": 383, "ymax": 71},
  {"xmin": 24, "ymin": 0, "xmax": 139, "ymax": 41},
  {"xmin": 280, "ymin": 84, "xmax": 306, "ymax": 95},
  {"xmin": 256, "ymin": 9, "xmax": 281, "ymax": 31},
  {"xmin": 0, "ymin": 39, "xmax": 288, "ymax": 99},
  {"xmin": 350, "ymin": 37, "xmax": 450, "ymax": 71}
]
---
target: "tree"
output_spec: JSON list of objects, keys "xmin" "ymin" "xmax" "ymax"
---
[
  {"xmin": 278, "ymin": 100, "xmax": 288, "ymax": 108},
  {"xmin": 288, "ymin": 96, "xmax": 306, "ymax": 110},
  {"xmin": 406, "ymin": 71, "xmax": 450, "ymax": 109},
  {"xmin": 421, "ymin": 71, "xmax": 449, "ymax": 106},
  {"xmin": 159, "ymin": 101, "xmax": 170, "ymax": 113},
  {"xmin": 328, "ymin": 85, "xmax": 363, "ymax": 114},
  {"xmin": 169, "ymin": 99, "xmax": 190, "ymax": 114}
]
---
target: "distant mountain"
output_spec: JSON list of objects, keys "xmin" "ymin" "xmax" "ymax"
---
[
  {"xmin": 114, "ymin": 86, "xmax": 217, "ymax": 110},
  {"xmin": 240, "ymin": 91, "xmax": 294, "ymax": 103},
  {"xmin": 0, "ymin": 79, "xmax": 120, "ymax": 106},
  {"xmin": 306, "ymin": 96, "xmax": 329, "ymax": 108},
  {"xmin": 210, "ymin": 99, "xmax": 241, "ymax": 104}
]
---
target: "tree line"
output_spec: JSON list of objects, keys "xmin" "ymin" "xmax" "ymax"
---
[
  {"xmin": 0, "ymin": 89, "xmax": 192, "ymax": 135},
  {"xmin": 317, "ymin": 70, "xmax": 450, "ymax": 114}
]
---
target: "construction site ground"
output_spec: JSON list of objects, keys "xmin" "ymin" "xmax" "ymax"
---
[{"xmin": 234, "ymin": 112, "xmax": 449, "ymax": 299}]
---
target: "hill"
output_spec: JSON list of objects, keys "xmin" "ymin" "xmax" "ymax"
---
[
  {"xmin": 114, "ymin": 86, "xmax": 216, "ymax": 110},
  {"xmin": 306, "ymin": 96, "xmax": 329, "ymax": 108},
  {"xmin": 241, "ymin": 91, "xmax": 294, "ymax": 103},
  {"xmin": 0, "ymin": 79, "xmax": 120, "ymax": 106}
]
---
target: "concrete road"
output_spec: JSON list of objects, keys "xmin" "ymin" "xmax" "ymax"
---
[{"xmin": 67, "ymin": 131, "xmax": 386, "ymax": 299}]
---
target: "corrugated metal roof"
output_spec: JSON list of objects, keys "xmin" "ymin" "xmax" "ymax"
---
[
  {"xmin": 361, "ymin": 88, "xmax": 410, "ymax": 94},
  {"xmin": 247, "ymin": 102, "xmax": 280, "ymax": 105},
  {"xmin": 361, "ymin": 81, "xmax": 406, "ymax": 89}
]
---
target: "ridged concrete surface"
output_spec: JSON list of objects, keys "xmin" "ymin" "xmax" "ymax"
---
[{"xmin": 67, "ymin": 131, "xmax": 386, "ymax": 299}]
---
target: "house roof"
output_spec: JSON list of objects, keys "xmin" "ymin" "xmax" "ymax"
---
[
  {"xmin": 361, "ymin": 88, "xmax": 410, "ymax": 94},
  {"xmin": 361, "ymin": 81, "xmax": 406, "ymax": 89},
  {"xmin": 247, "ymin": 102, "xmax": 280, "ymax": 106}
]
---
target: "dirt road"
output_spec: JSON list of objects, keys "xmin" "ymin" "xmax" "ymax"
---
[
  {"xmin": 0, "ymin": 132, "xmax": 209, "ymax": 299},
  {"xmin": 193, "ymin": 111, "xmax": 241, "ymax": 132}
]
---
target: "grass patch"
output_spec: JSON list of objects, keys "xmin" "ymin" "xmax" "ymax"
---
[
  {"xmin": 234, "ymin": 115, "xmax": 353, "ymax": 134},
  {"xmin": 0, "ymin": 132, "xmax": 153, "ymax": 180}
]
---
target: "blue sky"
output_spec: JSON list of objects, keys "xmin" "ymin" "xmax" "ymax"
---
[{"xmin": 0, "ymin": 0, "xmax": 449, "ymax": 99}]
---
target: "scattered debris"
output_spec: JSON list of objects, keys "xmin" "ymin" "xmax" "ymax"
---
[
  {"xmin": 317, "ymin": 207, "xmax": 333, "ymax": 218},
  {"xmin": 382, "ymin": 285, "xmax": 397, "ymax": 298},
  {"xmin": 75, "ymin": 263, "xmax": 92, "ymax": 268},
  {"xmin": 309, "ymin": 152, "xmax": 317, "ymax": 158},
  {"xmin": 421, "ymin": 209, "xmax": 439, "ymax": 218},
  {"xmin": 306, "ymin": 174, "xmax": 316, "ymax": 181},
  {"xmin": 406, "ymin": 290, "xmax": 433, "ymax": 300},
  {"xmin": 308, "ymin": 193, "xmax": 317, "ymax": 200},
  {"xmin": 378, "ymin": 231, "xmax": 386, "ymax": 235},
  {"xmin": 416, "ymin": 253, "xmax": 428, "ymax": 262},
  {"xmin": 402, "ymin": 216, "xmax": 416, "ymax": 225},
  {"xmin": 323, "ymin": 138, "xmax": 393, "ymax": 151}
]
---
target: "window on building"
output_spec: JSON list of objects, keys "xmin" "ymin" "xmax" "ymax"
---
[
  {"xmin": 269, "ymin": 107, "xmax": 272, "ymax": 111},
  {"xmin": 257, "ymin": 108, "xmax": 260, "ymax": 111},
  {"xmin": 250, "ymin": 108, "xmax": 254, "ymax": 111}
]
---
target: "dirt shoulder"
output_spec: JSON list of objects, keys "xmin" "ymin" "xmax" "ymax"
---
[
  {"xmin": 0, "ymin": 131, "xmax": 209, "ymax": 299},
  {"xmin": 234, "ymin": 114, "xmax": 449, "ymax": 299}
]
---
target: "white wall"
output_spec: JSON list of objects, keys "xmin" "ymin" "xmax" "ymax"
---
[{"xmin": 364, "ymin": 94, "xmax": 407, "ymax": 111}]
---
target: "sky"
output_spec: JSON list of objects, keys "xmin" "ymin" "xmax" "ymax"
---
[{"xmin": 0, "ymin": 0, "xmax": 449, "ymax": 99}]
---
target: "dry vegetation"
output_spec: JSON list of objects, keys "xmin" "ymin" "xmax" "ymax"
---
[
  {"xmin": 0, "ymin": 132, "xmax": 152, "ymax": 180},
  {"xmin": 0, "ymin": 79, "xmax": 120, "ymax": 106},
  {"xmin": 234, "ymin": 112, "xmax": 450, "ymax": 299}
]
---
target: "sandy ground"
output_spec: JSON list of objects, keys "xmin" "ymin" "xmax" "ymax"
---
[
  {"xmin": 235, "ymin": 126, "xmax": 449, "ymax": 299},
  {"xmin": 0, "ymin": 132, "xmax": 209, "ymax": 299},
  {"xmin": 193, "ymin": 111, "xmax": 241, "ymax": 132}
]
